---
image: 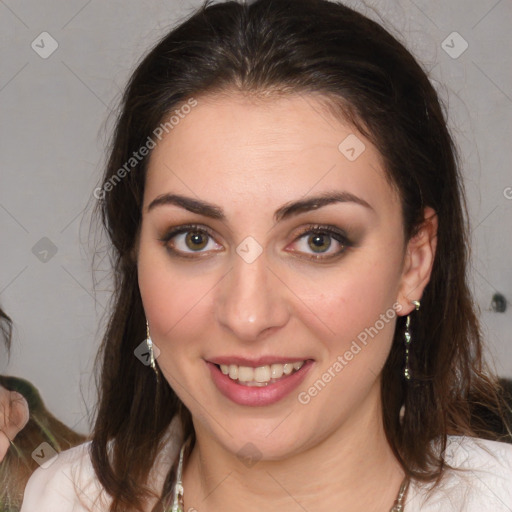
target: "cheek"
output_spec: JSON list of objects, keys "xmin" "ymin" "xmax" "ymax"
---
[
  {"xmin": 294, "ymin": 266, "xmax": 401, "ymax": 415},
  {"xmin": 298, "ymin": 252, "xmax": 402, "ymax": 365},
  {"xmin": 137, "ymin": 236, "xmax": 216, "ymax": 353}
]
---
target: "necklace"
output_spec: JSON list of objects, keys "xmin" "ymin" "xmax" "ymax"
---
[{"xmin": 169, "ymin": 440, "xmax": 410, "ymax": 512}]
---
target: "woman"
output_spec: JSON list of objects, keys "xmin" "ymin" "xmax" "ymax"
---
[
  {"xmin": 0, "ymin": 308, "xmax": 29, "ymax": 470},
  {"xmin": 20, "ymin": 0, "xmax": 512, "ymax": 511},
  {"xmin": 0, "ymin": 308, "xmax": 87, "ymax": 511}
]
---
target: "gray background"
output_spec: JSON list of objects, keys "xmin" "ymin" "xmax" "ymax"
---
[{"xmin": 1, "ymin": 0, "xmax": 511, "ymax": 436}]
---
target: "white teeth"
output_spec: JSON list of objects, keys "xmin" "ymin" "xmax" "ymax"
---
[
  {"xmin": 228, "ymin": 365, "xmax": 239, "ymax": 380},
  {"xmin": 217, "ymin": 361, "xmax": 307, "ymax": 385},
  {"xmin": 283, "ymin": 363, "xmax": 293, "ymax": 375},
  {"xmin": 238, "ymin": 366, "xmax": 254, "ymax": 382},
  {"xmin": 270, "ymin": 363, "xmax": 284, "ymax": 379},
  {"xmin": 254, "ymin": 366, "xmax": 271, "ymax": 383}
]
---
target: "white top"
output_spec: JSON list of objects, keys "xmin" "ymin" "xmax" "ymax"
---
[{"xmin": 20, "ymin": 419, "xmax": 512, "ymax": 512}]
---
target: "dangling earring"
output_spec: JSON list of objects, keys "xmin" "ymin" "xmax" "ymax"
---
[
  {"xmin": 146, "ymin": 320, "xmax": 159, "ymax": 380},
  {"xmin": 403, "ymin": 300, "xmax": 420, "ymax": 381}
]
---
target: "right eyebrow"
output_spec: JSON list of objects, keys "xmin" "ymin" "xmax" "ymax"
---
[{"xmin": 147, "ymin": 193, "xmax": 225, "ymax": 220}]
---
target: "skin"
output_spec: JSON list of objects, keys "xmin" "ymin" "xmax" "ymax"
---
[
  {"xmin": 0, "ymin": 386, "xmax": 29, "ymax": 461},
  {"xmin": 137, "ymin": 92, "xmax": 438, "ymax": 512}
]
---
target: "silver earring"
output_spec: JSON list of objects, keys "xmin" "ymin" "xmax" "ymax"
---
[
  {"xmin": 404, "ymin": 300, "xmax": 420, "ymax": 381},
  {"xmin": 146, "ymin": 321, "xmax": 159, "ymax": 378}
]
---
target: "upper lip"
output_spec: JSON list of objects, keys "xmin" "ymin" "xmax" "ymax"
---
[{"xmin": 207, "ymin": 356, "xmax": 312, "ymax": 367}]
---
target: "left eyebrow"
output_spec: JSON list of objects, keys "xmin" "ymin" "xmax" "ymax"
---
[{"xmin": 273, "ymin": 191, "xmax": 375, "ymax": 222}]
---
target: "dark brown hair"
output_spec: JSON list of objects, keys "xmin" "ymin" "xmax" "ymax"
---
[
  {"xmin": 91, "ymin": 1, "xmax": 511, "ymax": 510},
  {"xmin": 0, "ymin": 307, "xmax": 12, "ymax": 356}
]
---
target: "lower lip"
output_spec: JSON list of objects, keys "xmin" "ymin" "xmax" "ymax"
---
[{"xmin": 206, "ymin": 360, "xmax": 314, "ymax": 406}]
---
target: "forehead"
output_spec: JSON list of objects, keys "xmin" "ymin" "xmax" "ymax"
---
[{"xmin": 144, "ymin": 92, "xmax": 400, "ymax": 218}]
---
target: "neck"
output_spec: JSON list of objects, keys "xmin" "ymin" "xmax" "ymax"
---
[{"xmin": 181, "ymin": 384, "xmax": 405, "ymax": 512}]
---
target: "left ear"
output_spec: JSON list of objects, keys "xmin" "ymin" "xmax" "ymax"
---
[{"xmin": 396, "ymin": 206, "xmax": 438, "ymax": 316}]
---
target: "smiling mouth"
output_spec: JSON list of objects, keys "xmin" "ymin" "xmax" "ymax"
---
[{"xmin": 215, "ymin": 361, "xmax": 306, "ymax": 387}]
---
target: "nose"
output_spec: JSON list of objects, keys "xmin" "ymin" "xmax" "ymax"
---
[{"xmin": 215, "ymin": 251, "xmax": 290, "ymax": 342}]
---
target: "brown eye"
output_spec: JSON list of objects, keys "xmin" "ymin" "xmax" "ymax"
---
[
  {"xmin": 307, "ymin": 233, "xmax": 332, "ymax": 253},
  {"xmin": 159, "ymin": 224, "xmax": 223, "ymax": 258},
  {"xmin": 185, "ymin": 231, "xmax": 208, "ymax": 251},
  {"xmin": 285, "ymin": 225, "xmax": 352, "ymax": 261}
]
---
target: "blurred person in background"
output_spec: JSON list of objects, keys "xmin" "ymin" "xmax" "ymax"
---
[{"xmin": 0, "ymin": 307, "xmax": 86, "ymax": 511}]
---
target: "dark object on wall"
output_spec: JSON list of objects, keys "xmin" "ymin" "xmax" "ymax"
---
[{"xmin": 491, "ymin": 293, "xmax": 507, "ymax": 313}]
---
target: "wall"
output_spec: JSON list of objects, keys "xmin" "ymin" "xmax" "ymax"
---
[{"xmin": 1, "ymin": 0, "xmax": 510, "ymax": 435}]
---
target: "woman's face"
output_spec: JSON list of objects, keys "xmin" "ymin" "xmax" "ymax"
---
[{"xmin": 137, "ymin": 92, "xmax": 434, "ymax": 459}]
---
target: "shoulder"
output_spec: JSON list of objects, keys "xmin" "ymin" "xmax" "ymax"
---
[
  {"xmin": 406, "ymin": 436, "xmax": 512, "ymax": 512},
  {"xmin": 20, "ymin": 440, "xmax": 111, "ymax": 512},
  {"xmin": 450, "ymin": 435, "xmax": 512, "ymax": 466},
  {"xmin": 20, "ymin": 415, "xmax": 184, "ymax": 512}
]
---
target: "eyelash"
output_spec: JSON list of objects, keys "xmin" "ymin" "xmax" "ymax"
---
[
  {"xmin": 158, "ymin": 223, "xmax": 352, "ymax": 261},
  {"xmin": 290, "ymin": 224, "xmax": 352, "ymax": 261},
  {"xmin": 158, "ymin": 224, "xmax": 220, "ymax": 260}
]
